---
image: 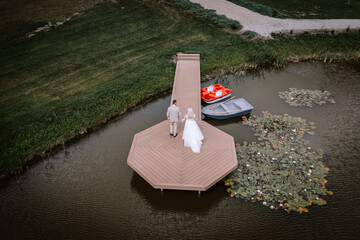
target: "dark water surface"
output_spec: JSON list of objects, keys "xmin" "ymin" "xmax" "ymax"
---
[{"xmin": 1, "ymin": 63, "xmax": 359, "ymax": 240}]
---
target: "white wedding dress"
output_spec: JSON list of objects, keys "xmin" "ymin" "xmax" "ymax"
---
[{"xmin": 182, "ymin": 114, "xmax": 204, "ymax": 153}]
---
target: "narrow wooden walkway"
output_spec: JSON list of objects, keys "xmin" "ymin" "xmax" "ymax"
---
[
  {"xmin": 127, "ymin": 53, "xmax": 238, "ymax": 191},
  {"xmin": 171, "ymin": 54, "xmax": 201, "ymax": 117}
]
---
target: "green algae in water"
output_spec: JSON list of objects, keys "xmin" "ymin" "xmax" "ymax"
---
[
  {"xmin": 225, "ymin": 112, "xmax": 332, "ymax": 213},
  {"xmin": 278, "ymin": 88, "xmax": 336, "ymax": 107}
]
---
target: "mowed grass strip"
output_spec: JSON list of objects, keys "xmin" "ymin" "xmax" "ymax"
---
[{"xmin": 1, "ymin": 0, "xmax": 360, "ymax": 176}]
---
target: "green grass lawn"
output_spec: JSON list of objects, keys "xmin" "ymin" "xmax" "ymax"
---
[
  {"xmin": 1, "ymin": 0, "xmax": 360, "ymax": 176},
  {"xmin": 228, "ymin": 0, "xmax": 360, "ymax": 19},
  {"xmin": 0, "ymin": 0, "xmax": 105, "ymax": 45}
]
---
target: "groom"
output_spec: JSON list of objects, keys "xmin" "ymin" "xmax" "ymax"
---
[{"xmin": 167, "ymin": 99, "xmax": 182, "ymax": 137}]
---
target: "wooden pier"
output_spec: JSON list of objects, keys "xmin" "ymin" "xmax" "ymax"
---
[{"xmin": 127, "ymin": 53, "xmax": 238, "ymax": 191}]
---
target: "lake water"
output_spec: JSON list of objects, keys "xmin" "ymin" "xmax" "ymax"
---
[{"xmin": 1, "ymin": 63, "xmax": 359, "ymax": 240}]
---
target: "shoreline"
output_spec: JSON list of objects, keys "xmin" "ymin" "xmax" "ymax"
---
[
  {"xmin": 1, "ymin": 57, "xmax": 359, "ymax": 180},
  {"xmin": 0, "ymin": 87, "xmax": 172, "ymax": 180}
]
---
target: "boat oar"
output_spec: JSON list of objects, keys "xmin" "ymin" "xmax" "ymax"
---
[
  {"xmin": 212, "ymin": 109, "xmax": 251, "ymax": 115},
  {"xmin": 209, "ymin": 96, "xmax": 235, "ymax": 110}
]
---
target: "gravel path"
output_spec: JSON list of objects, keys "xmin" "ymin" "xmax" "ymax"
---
[{"xmin": 190, "ymin": 0, "xmax": 360, "ymax": 37}]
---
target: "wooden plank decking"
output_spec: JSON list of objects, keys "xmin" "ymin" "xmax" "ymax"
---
[
  {"xmin": 127, "ymin": 53, "xmax": 238, "ymax": 191},
  {"xmin": 171, "ymin": 54, "xmax": 201, "ymax": 117}
]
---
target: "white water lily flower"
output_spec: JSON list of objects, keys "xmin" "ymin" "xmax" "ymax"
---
[
  {"xmin": 247, "ymin": 177, "xmax": 250, "ymax": 179},
  {"xmin": 308, "ymin": 147, "xmax": 311, "ymax": 150},
  {"xmin": 307, "ymin": 173, "xmax": 311, "ymax": 175},
  {"xmin": 270, "ymin": 206, "xmax": 274, "ymax": 209},
  {"xmin": 263, "ymin": 201, "xmax": 267, "ymax": 205},
  {"xmin": 279, "ymin": 203, "xmax": 283, "ymax": 207},
  {"xmin": 257, "ymin": 190, "xmax": 261, "ymax": 193},
  {"xmin": 310, "ymin": 165, "xmax": 314, "ymax": 168},
  {"xmin": 246, "ymin": 164, "xmax": 250, "ymax": 167},
  {"xmin": 290, "ymin": 156, "xmax": 293, "ymax": 158},
  {"xmin": 316, "ymin": 197, "xmax": 319, "ymax": 200},
  {"xmin": 277, "ymin": 189, "xmax": 280, "ymax": 192},
  {"xmin": 309, "ymin": 179, "xmax": 312, "ymax": 181},
  {"xmin": 293, "ymin": 161, "xmax": 296, "ymax": 164},
  {"xmin": 304, "ymin": 189, "xmax": 307, "ymax": 192},
  {"xmin": 308, "ymin": 169, "xmax": 312, "ymax": 173},
  {"xmin": 289, "ymin": 193, "xmax": 292, "ymax": 195},
  {"xmin": 291, "ymin": 148, "xmax": 295, "ymax": 151},
  {"xmin": 292, "ymin": 129, "xmax": 296, "ymax": 132}
]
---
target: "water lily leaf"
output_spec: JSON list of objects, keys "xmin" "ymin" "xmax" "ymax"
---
[
  {"xmin": 278, "ymin": 88, "xmax": 335, "ymax": 107},
  {"xmin": 224, "ymin": 111, "xmax": 330, "ymax": 213}
]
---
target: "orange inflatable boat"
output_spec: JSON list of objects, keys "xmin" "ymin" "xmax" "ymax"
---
[{"xmin": 201, "ymin": 84, "xmax": 232, "ymax": 104}]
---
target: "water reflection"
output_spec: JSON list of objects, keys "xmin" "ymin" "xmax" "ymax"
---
[
  {"xmin": 131, "ymin": 173, "xmax": 224, "ymax": 213},
  {"xmin": 203, "ymin": 114, "xmax": 248, "ymax": 126}
]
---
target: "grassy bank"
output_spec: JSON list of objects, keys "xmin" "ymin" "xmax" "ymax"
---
[
  {"xmin": 1, "ymin": 0, "xmax": 360, "ymax": 177},
  {"xmin": 229, "ymin": 0, "xmax": 360, "ymax": 19}
]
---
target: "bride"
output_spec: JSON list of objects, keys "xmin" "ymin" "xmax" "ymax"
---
[{"xmin": 182, "ymin": 108, "xmax": 204, "ymax": 153}]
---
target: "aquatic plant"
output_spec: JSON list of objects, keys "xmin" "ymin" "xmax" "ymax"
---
[
  {"xmin": 225, "ymin": 112, "xmax": 331, "ymax": 213},
  {"xmin": 278, "ymin": 88, "xmax": 335, "ymax": 107}
]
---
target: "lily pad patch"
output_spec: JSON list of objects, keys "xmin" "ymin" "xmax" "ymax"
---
[
  {"xmin": 278, "ymin": 88, "xmax": 335, "ymax": 107},
  {"xmin": 224, "ymin": 112, "xmax": 332, "ymax": 213}
]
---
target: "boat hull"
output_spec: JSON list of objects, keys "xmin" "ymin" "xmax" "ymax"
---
[
  {"xmin": 203, "ymin": 109, "xmax": 252, "ymax": 119},
  {"xmin": 201, "ymin": 98, "xmax": 254, "ymax": 119}
]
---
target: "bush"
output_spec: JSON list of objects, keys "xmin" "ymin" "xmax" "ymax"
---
[{"xmin": 242, "ymin": 30, "xmax": 256, "ymax": 39}]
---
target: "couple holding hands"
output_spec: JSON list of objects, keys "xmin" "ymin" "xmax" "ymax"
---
[{"xmin": 167, "ymin": 100, "xmax": 204, "ymax": 153}]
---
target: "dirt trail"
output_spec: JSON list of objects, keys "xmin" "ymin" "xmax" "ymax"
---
[{"xmin": 190, "ymin": 0, "xmax": 360, "ymax": 37}]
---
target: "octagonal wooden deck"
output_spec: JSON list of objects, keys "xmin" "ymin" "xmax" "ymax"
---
[{"xmin": 127, "ymin": 53, "xmax": 238, "ymax": 191}]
